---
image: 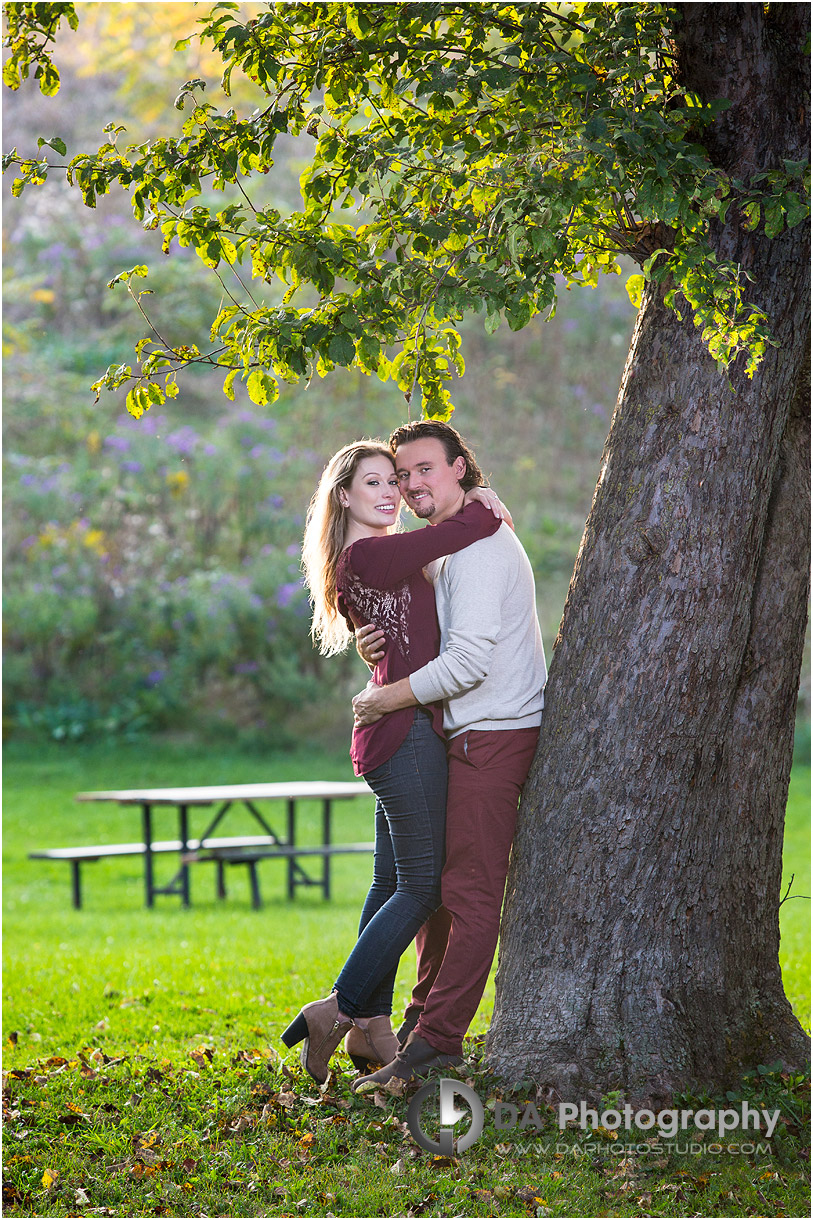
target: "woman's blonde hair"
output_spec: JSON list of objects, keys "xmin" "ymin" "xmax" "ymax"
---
[{"xmin": 301, "ymin": 440, "xmax": 396, "ymax": 655}]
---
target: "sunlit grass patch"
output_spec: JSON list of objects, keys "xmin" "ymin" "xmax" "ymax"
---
[{"xmin": 3, "ymin": 741, "xmax": 810, "ymax": 1217}]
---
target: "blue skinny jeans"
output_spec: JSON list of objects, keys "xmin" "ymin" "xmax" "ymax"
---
[{"xmin": 333, "ymin": 709, "xmax": 447, "ymax": 1019}]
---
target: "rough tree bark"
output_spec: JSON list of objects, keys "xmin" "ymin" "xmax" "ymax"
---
[{"xmin": 489, "ymin": 3, "xmax": 810, "ymax": 1105}]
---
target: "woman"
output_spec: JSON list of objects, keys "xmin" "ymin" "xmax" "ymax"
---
[{"xmin": 286, "ymin": 440, "xmax": 504, "ymax": 1083}]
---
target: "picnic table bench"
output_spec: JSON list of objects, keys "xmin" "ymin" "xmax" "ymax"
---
[{"xmin": 29, "ymin": 781, "xmax": 374, "ymax": 909}]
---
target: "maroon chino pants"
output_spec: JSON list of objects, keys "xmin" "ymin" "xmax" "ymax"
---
[{"xmin": 408, "ymin": 726, "xmax": 539, "ymax": 1057}]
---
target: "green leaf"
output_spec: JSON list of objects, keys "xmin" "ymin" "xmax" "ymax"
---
[
  {"xmin": 423, "ymin": 382, "xmax": 455, "ymax": 422},
  {"xmin": 763, "ymin": 200, "xmax": 785, "ymax": 239},
  {"xmin": 126, "ymin": 387, "xmax": 149, "ymax": 419},
  {"xmin": 327, "ymin": 332, "xmax": 356, "ymax": 366},
  {"xmin": 39, "ymin": 62, "xmax": 61, "ymax": 97},
  {"xmin": 2, "ymin": 58, "xmax": 21, "ymax": 90},
  {"xmin": 506, "ymin": 297, "xmax": 532, "ymax": 332},
  {"xmin": 357, "ymin": 333, "xmax": 380, "ymax": 369},
  {"xmin": 626, "ymin": 274, "xmax": 645, "ymax": 309},
  {"xmin": 246, "ymin": 368, "xmax": 278, "ymax": 406},
  {"xmin": 742, "ymin": 201, "xmax": 761, "ymax": 231},
  {"xmin": 37, "ymin": 136, "xmax": 67, "ymax": 156},
  {"xmin": 222, "ymin": 368, "xmax": 238, "ymax": 401},
  {"xmin": 785, "ymin": 201, "xmax": 810, "ymax": 229}
]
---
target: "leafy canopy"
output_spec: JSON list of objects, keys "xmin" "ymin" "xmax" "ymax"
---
[{"xmin": 3, "ymin": 1, "xmax": 809, "ymax": 418}]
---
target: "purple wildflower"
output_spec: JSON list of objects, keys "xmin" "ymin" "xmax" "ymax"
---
[
  {"xmin": 166, "ymin": 427, "xmax": 199, "ymax": 455},
  {"xmin": 276, "ymin": 581, "xmax": 302, "ymax": 609}
]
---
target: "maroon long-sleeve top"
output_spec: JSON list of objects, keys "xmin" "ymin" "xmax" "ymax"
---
[{"xmin": 336, "ymin": 501, "xmax": 501, "ymax": 775}]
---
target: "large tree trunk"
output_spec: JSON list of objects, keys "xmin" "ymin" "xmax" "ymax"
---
[{"xmin": 488, "ymin": 3, "xmax": 810, "ymax": 1105}]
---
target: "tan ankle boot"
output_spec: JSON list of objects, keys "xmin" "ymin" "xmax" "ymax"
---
[
  {"xmin": 281, "ymin": 992, "xmax": 352, "ymax": 1084},
  {"xmin": 344, "ymin": 1016, "xmax": 399, "ymax": 1073}
]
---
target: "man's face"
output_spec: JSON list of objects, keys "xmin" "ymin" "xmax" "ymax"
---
[{"xmin": 394, "ymin": 437, "xmax": 466, "ymax": 524}]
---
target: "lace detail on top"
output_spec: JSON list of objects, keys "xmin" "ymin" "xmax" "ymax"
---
[{"xmin": 337, "ymin": 552, "xmax": 412, "ymax": 663}]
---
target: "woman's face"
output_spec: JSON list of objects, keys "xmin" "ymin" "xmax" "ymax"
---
[{"xmin": 341, "ymin": 456, "xmax": 401, "ymax": 533}]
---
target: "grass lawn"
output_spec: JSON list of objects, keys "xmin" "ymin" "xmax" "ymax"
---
[{"xmin": 2, "ymin": 740, "xmax": 810, "ymax": 1218}]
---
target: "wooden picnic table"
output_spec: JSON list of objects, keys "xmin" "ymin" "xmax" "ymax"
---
[{"xmin": 40, "ymin": 781, "xmax": 374, "ymax": 908}]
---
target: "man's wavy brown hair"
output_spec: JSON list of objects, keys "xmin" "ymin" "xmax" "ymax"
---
[{"xmin": 388, "ymin": 420, "xmax": 485, "ymax": 491}]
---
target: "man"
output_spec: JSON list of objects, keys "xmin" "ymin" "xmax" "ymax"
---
[{"xmin": 350, "ymin": 419, "xmax": 547, "ymax": 1087}]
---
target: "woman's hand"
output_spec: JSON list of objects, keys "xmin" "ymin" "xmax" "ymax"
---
[
  {"xmin": 464, "ymin": 486, "xmax": 514, "ymax": 530},
  {"xmin": 356, "ymin": 623, "xmax": 386, "ymax": 669},
  {"xmin": 352, "ymin": 680, "xmax": 387, "ymax": 725}
]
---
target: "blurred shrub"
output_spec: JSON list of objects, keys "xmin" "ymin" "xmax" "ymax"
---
[{"xmin": 3, "ymin": 403, "xmax": 358, "ymax": 742}]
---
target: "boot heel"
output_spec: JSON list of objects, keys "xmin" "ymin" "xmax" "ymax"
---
[
  {"xmin": 348, "ymin": 1053, "xmax": 371, "ymax": 1073},
  {"xmin": 281, "ymin": 1012, "xmax": 308, "ymax": 1048}
]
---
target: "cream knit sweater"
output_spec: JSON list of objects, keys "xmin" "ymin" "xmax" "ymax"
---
[{"xmin": 409, "ymin": 523, "xmax": 547, "ymax": 739}]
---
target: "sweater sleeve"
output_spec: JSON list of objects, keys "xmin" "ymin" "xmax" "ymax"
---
[
  {"xmin": 408, "ymin": 537, "xmax": 509, "ymax": 705},
  {"xmin": 346, "ymin": 501, "xmax": 501, "ymax": 589}
]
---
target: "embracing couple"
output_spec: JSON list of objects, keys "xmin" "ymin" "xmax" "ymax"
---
[{"xmin": 287, "ymin": 419, "xmax": 547, "ymax": 1091}]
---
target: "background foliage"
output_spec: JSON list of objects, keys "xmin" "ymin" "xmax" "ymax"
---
[
  {"xmin": 2, "ymin": 2, "xmax": 809, "ymax": 751},
  {"xmin": 3, "ymin": 1, "xmax": 648, "ymax": 746}
]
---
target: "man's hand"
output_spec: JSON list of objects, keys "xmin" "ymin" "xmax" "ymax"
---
[
  {"xmin": 356, "ymin": 623, "xmax": 386, "ymax": 669},
  {"xmin": 353, "ymin": 676, "xmax": 418, "ymax": 725}
]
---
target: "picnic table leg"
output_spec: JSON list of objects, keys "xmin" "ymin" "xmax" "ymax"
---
[
  {"xmin": 178, "ymin": 804, "xmax": 190, "ymax": 907},
  {"xmin": 248, "ymin": 861, "xmax": 262, "ymax": 910},
  {"xmin": 287, "ymin": 799, "xmax": 295, "ymax": 899},
  {"xmin": 71, "ymin": 860, "xmax": 82, "ymax": 909},
  {"xmin": 142, "ymin": 803, "xmax": 155, "ymax": 907},
  {"xmin": 322, "ymin": 799, "xmax": 332, "ymax": 900}
]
